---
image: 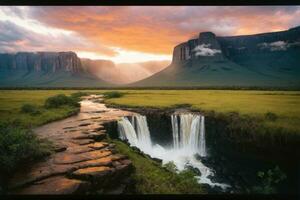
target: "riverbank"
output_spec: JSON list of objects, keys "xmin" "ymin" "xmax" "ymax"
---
[{"xmin": 5, "ymin": 95, "xmax": 135, "ymax": 194}]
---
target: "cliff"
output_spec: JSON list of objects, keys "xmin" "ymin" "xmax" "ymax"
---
[
  {"xmin": 0, "ymin": 52, "xmax": 111, "ymax": 87},
  {"xmin": 0, "ymin": 51, "xmax": 82, "ymax": 74}
]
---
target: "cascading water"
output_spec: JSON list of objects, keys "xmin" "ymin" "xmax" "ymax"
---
[
  {"xmin": 117, "ymin": 113, "xmax": 229, "ymax": 190},
  {"xmin": 172, "ymin": 114, "xmax": 207, "ymax": 157}
]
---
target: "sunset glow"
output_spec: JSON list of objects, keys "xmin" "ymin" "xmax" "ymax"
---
[{"xmin": 0, "ymin": 6, "xmax": 299, "ymax": 63}]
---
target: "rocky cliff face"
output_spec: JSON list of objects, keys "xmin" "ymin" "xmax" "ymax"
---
[
  {"xmin": 172, "ymin": 32, "xmax": 225, "ymax": 63},
  {"xmin": 0, "ymin": 51, "xmax": 112, "ymax": 87},
  {"xmin": 0, "ymin": 51, "xmax": 83, "ymax": 74},
  {"xmin": 172, "ymin": 26, "xmax": 300, "ymax": 65}
]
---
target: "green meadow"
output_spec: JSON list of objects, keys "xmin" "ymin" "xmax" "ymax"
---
[
  {"xmin": 0, "ymin": 89, "xmax": 299, "ymax": 132},
  {"xmin": 106, "ymin": 90, "xmax": 300, "ymax": 133}
]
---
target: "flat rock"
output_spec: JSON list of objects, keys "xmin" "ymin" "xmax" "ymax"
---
[
  {"xmin": 67, "ymin": 146, "xmax": 93, "ymax": 154},
  {"xmin": 73, "ymin": 132, "xmax": 106, "ymax": 141},
  {"xmin": 75, "ymin": 156, "xmax": 113, "ymax": 169},
  {"xmin": 54, "ymin": 150, "xmax": 112, "ymax": 165},
  {"xmin": 72, "ymin": 139, "xmax": 94, "ymax": 145},
  {"xmin": 71, "ymin": 166, "xmax": 112, "ymax": 180},
  {"xmin": 14, "ymin": 176, "xmax": 90, "ymax": 194},
  {"xmin": 79, "ymin": 123, "xmax": 91, "ymax": 127},
  {"xmin": 9, "ymin": 163, "xmax": 74, "ymax": 189},
  {"xmin": 53, "ymin": 154, "xmax": 91, "ymax": 165},
  {"xmin": 88, "ymin": 142, "xmax": 108, "ymax": 150}
]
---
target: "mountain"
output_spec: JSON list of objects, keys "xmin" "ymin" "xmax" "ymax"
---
[
  {"xmin": 132, "ymin": 26, "xmax": 300, "ymax": 87},
  {"xmin": 0, "ymin": 52, "xmax": 111, "ymax": 87}
]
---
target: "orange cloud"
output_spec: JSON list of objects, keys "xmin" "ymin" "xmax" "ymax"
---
[{"xmin": 5, "ymin": 6, "xmax": 300, "ymax": 56}]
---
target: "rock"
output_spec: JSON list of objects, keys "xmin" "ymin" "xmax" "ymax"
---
[
  {"xmin": 72, "ymin": 139, "xmax": 94, "ymax": 145},
  {"xmin": 72, "ymin": 132, "xmax": 105, "ymax": 141},
  {"xmin": 110, "ymin": 154, "xmax": 128, "ymax": 161},
  {"xmin": 71, "ymin": 166, "xmax": 112, "ymax": 181},
  {"xmin": 88, "ymin": 142, "xmax": 108, "ymax": 150},
  {"xmin": 75, "ymin": 156, "xmax": 113, "ymax": 168},
  {"xmin": 67, "ymin": 146, "xmax": 93, "ymax": 154},
  {"xmin": 13, "ymin": 176, "xmax": 90, "ymax": 195},
  {"xmin": 8, "ymin": 162, "xmax": 75, "ymax": 189},
  {"xmin": 79, "ymin": 123, "xmax": 91, "ymax": 127},
  {"xmin": 54, "ymin": 150, "xmax": 112, "ymax": 165},
  {"xmin": 53, "ymin": 143, "xmax": 68, "ymax": 153}
]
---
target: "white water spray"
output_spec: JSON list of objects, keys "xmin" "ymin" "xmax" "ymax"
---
[{"xmin": 117, "ymin": 113, "xmax": 229, "ymax": 190}]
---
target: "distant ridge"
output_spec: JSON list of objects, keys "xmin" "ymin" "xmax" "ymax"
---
[{"xmin": 0, "ymin": 51, "xmax": 112, "ymax": 87}]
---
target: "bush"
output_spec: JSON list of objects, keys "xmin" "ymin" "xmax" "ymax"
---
[
  {"xmin": 265, "ymin": 112, "xmax": 278, "ymax": 121},
  {"xmin": 20, "ymin": 103, "xmax": 41, "ymax": 115},
  {"xmin": 252, "ymin": 166, "xmax": 287, "ymax": 194},
  {"xmin": 0, "ymin": 122, "xmax": 52, "ymax": 174},
  {"xmin": 103, "ymin": 91, "xmax": 124, "ymax": 99},
  {"xmin": 44, "ymin": 94, "xmax": 79, "ymax": 108}
]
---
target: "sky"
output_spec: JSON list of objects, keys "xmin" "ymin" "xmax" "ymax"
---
[{"xmin": 0, "ymin": 6, "xmax": 300, "ymax": 64}]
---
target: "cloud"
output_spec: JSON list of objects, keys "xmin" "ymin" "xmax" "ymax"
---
[
  {"xmin": 193, "ymin": 44, "xmax": 221, "ymax": 56},
  {"xmin": 0, "ymin": 7, "xmax": 118, "ymax": 56},
  {"xmin": 24, "ymin": 6, "xmax": 300, "ymax": 55},
  {"xmin": 1, "ymin": 6, "xmax": 300, "ymax": 60},
  {"xmin": 257, "ymin": 40, "xmax": 300, "ymax": 51}
]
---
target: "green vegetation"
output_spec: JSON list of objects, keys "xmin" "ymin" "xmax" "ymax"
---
[
  {"xmin": 0, "ymin": 90, "xmax": 95, "ymax": 128},
  {"xmin": 44, "ymin": 94, "xmax": 80, "ymax": 108},
  {"xmin": 103, "ymin": 91, "xmax": 124, "ymax": 99},
  {"xmin": 251, "ymin": 166, "xmax": 287, "ymax": 194},
  {"xmin": 110, "ymin": 139, "xmax": 205, "ymax": 194},
  {"xmin": 20, "ymin": 103, "xmax": 41, "ymax": 115},
  {"xmin": 105, "ymin": 90, "xmax": 300, "ymax": 133},
  {"xmin": 0, "ymin": 122, "xmax": 52, "ymax": 174}
]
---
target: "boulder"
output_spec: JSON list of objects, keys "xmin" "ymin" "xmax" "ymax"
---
[
  {"xmin": 14, "ymin": 176, "xmax": 90, "ymax": 195},
  {"xmin": 71, "ymin": 166, "xmax": 113, "ymax": 181}
]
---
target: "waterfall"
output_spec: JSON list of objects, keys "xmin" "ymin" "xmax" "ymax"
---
[
  {"xmin": 118, "ymin": 115, "xmax": 152, "ymax": 152},
  {"xmin": 171, "ymin": 113, "xmax": 207, "ymax": 157},
  {"xmin": 117, "ymin": 113, "xmax": 229, "ymax": 190},
  {"xmin": 199, "ymin": 116, "xmax": 207, "ymax": 157},
  {"xmin": 117, "ymin": 117, "xmax": 138, "ymax": 146},
  {"xmin": 171, "ymin": 115, "xmax": 180, "ymax": 149}
]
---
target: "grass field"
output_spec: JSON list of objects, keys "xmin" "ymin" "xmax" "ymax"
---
[
  {"xmin": 0, "ymin": 90, "xmax": 93, "ymax": 127},
  {"xmin": 105, "ymin": 90, "xmax": 300, "ymax": 133},
  {"xmin": 0, "ymin": 89, "xmax": 299, "ymax": 132}
]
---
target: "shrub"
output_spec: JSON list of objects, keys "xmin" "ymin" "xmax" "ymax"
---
[
  {"xmin": 103, "ymin": 91, "xmax": 124, "ymax": 99},
  {"xmin": 0, "ymin": 122, "xmax": 52, "ymax": 174},
  {"xmin": 44, "ymin": 94, "xmax": 79, "ymax": 108},
  {"xmin": 252, "ymin": 166, "xmax": 287, "ymax": 194},
  {"xmin": 20, "ymin": 103, "xmax": 41, "ymax": 115},
  {"xmin": 265, "ymin": 112, "xmax": 278, "ymax": 121},
  {"xmin": 163, "ymin": 161, "xmax": 178, "ymax": 173}
]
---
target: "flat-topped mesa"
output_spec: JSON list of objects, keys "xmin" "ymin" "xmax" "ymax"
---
[
  {"xmin": 0, "ymin": 51, "xmax": 83, "ymax": 74},
  {"xmin": 172, "ymin": 31, "xmax": 224, "ymax": 63}
]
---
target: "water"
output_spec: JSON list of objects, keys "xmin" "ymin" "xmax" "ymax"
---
[{"xmin": 117, "ymin": 113, "xmax": 230, "ymax": 190}]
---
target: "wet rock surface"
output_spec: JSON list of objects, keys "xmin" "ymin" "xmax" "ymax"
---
[{"xmin": 8, "ymin": 95, "xmax": 136, "ymax": 194}]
